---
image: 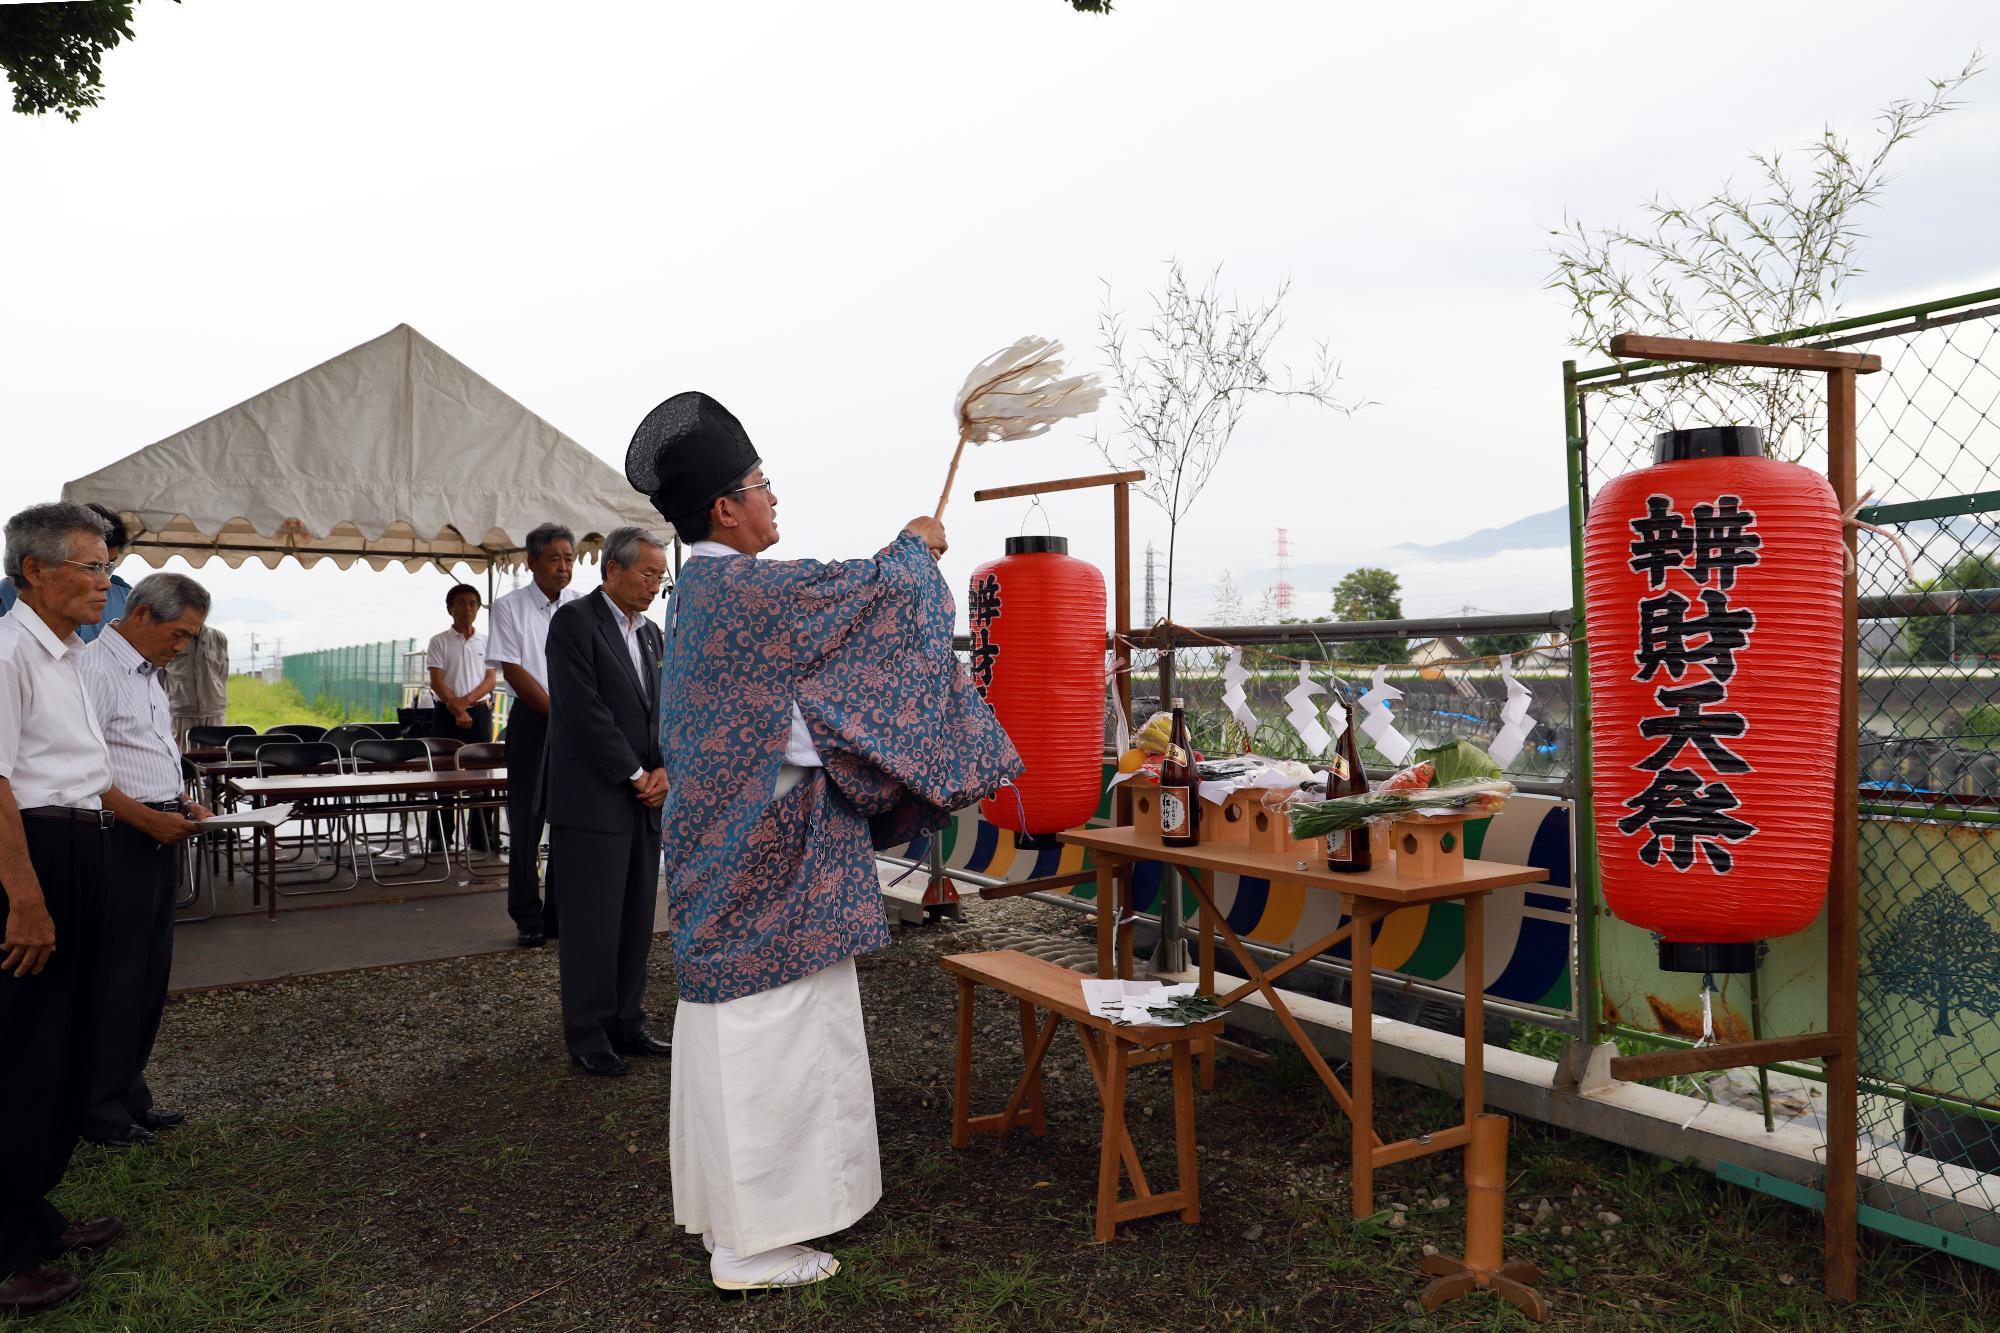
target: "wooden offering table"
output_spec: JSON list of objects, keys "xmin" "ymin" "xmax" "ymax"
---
[{"xmin": 1058, "ymin": 823, "xmax": 1551, "ymax": 1317}]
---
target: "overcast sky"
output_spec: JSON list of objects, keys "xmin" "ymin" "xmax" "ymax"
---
[{"xmin": 4, "ymin": 1, "xmax": 1995, "ymax": 664}]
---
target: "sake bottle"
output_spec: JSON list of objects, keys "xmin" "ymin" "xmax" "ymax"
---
[
  {"xmin": 1325, "ymin": 690, "xmax": 1372, "ymax": 873},
  {"xmin": 1159, "ymin": 697, "xmax": 1200, "ymax": 848}
]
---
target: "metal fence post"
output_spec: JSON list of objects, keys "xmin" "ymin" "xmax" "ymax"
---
[{"xmin": 1563, "ymin": 359, "xmax": 1604, "ymax": 1046}]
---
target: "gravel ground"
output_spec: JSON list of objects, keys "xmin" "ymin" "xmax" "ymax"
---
[{"xmin": 107, "ymin": 891, "xmax": 1999, "ymax": 1332}]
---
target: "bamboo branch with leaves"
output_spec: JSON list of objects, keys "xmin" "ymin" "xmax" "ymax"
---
[
  {"xmin": 1547, "ymin": 51, "xmax": 1982, "ymax": 460},
  {"xmin": 1095, "ymin": 260, "xmax": 1364, "ymax": 630}
]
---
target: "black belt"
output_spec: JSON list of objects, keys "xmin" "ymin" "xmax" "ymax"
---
[
  {"xmin": 139, "ymin": 800, "xmax": 185, "ymax": 813},
  {"xmin": 21, "ymin": 806, "xmax": 117, "ymax": 829}
]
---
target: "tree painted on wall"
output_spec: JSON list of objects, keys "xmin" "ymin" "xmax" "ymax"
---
[{"xmin": 1871, "ymin": 886, "xmax": 2000, "ymax": 1038}]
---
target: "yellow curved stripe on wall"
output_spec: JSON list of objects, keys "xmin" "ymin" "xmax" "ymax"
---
[
  {"xmin": 1249, "ymin": 877, "xmax": 1307, "ymax": 944},
  {"xmin": 983, "ymin": 834, "xmax": 1017, "ymax": 880},
  {"xmin": 1368, "ymin": 904, "xmax": 1432, "ymax": 971},
  {"xmin": 1055, "ymin": 841, "xmax": 1088, "ymax": 893}
]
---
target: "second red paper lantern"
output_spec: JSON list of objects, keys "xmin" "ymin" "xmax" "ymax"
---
[{"xmin": 968, "ymin": 535, "xmax": 1107, "ymax": 837}]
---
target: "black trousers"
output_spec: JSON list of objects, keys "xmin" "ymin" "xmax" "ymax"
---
[
  {"xmin": 551, "ymin": 814, "xmax": 660, "ymax": 1058},
  {"xmin": 0, "ymin": 818, "xmax": 103, "ymax": 1280},
  {"xmin": 84, "ymin": 825, "xmax": 177, "ymax": 1136},
  {"xmin": 502, "ymin": 706, "xmax": 555, "ymax": 933},
  {"xmin": 429, "ymin": 704, "xmax": 495, "ymax": 851}
]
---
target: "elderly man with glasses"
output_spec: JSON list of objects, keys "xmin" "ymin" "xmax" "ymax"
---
[
  {"xmin": 79, "ymin": 573, "xmax": 212, "ymax": 1149},
  {"xmin": 0, "ymin": 501, "xmax": 127, "ymax": 1315},
  {"xmin": 541, "ymin": 526, "xmax": 670, "ymax": 1077}
]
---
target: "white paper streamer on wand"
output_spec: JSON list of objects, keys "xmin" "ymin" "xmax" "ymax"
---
[
  {"xmin": 1106, "ymin": 653, "xmax": 1132, "ymax": 755},
  {"xmin": 1327, "ymin": 679, "xmax": 1349, "ymax": 744},
  {"xmin": 1220, "ymin": 647, "xmax": 1258, "ymax": 738},
  {"xmin": 1486, "ymin": 653, "xmax": 1537, "ymax": 769},
  {"xmin": 1357, "ymin": 665, "xmax": 1414, "ymax": 766},
  {"xmin": 1283, "ymin": 662, "xmax": 1331, "ymax": 755}
]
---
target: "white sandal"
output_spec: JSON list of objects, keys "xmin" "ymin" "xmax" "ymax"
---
[{"xmin": 710, "ymin": 1243, "xmax": 841, "ymax": 1291}]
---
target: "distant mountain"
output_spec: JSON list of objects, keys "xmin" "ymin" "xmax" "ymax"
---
[{"xmin": 1396, "ymin": 506, "xmax": 1570, "ymax": 561}]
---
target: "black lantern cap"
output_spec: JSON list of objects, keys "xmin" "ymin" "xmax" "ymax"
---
[
  {"xmin": 1005, "ymin": 535, "xmax": 1069, "ymax": 555},
  {"xmin": 1657, "ymin": 939, "xmax": 1759, "ymax": 974},
  {"xmin": 1653, "ymin": 426, "xmax": 1765, "ymax": 464}
]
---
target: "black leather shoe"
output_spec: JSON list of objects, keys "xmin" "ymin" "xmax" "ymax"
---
[
  {"xmin": 516, "ymin": 930, "xmax": 545, "ymax": 948},
  {"xmin": 615, "ymin": 1031, "xmax": 672, "ymax": 1058},
  {"xmin": 138, "ymin": 1108, "xmax": 186, "ymax": 1130},
  {"xmin": 571, "ymin": 1051, "xmax": 629, "ymax": 1077},
  {"xmin": 84, "ymin": 1123, "xmax": 156, "ymax": 1149},
  {"xmin": 48, "ymin": 1216, "xmax": 123, "ymax": 1256},
  {"xmin": 0, "ymin": 1265, "xmax": 81, "ymax": 1315}
]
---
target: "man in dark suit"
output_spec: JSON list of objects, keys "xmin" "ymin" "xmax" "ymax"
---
[{"xmin": 543, "ymin": 526, "xmax": 671, "ymax": 1076}]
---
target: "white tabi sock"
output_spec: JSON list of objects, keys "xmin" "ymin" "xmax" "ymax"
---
[{"xmin": 709, "ymin": 1242, "xmax": 841, "ymax": 1291}]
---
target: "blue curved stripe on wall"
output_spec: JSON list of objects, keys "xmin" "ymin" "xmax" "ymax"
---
[
  {"xmin": 963, "ymin": 821, "xmax": 999, "ymax": 874},
  {"xmin": 1030, "ymin": 843, "xmax": 1063, "ymax": 878},
  {"xmin": 1488, "ymin": 917, "xmax": 1572, "ymax": 1003},
  {"xmin": 1226, "ymin": 877, "xmax": 1270, "ymax": 936},
  {"xmin": 1128, "ymin": 860, "xmax": 1162, "ymax": 916},
  {"xmin": 1528, "ymin": 807, "xmax": 1571, "ymax": 888}
]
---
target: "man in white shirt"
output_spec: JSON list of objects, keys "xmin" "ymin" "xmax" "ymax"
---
[
  {"xmin": 425, "ymin": 583, "xmax": 497, "ymax": 852},
  {"xmin": 0, "ymin": 502, "xmax": 126, "ymax": 1316},
  {"xmin": 485, "ymin": 525, "xmax": 581, "ymax": 947},
  {"xmin": 79, "ymin": 573, "xmax": 211, "ymax": 1150}
]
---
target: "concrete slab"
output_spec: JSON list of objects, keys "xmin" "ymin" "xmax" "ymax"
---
[{"xmin": 171, "ymin": 885, "xmax": 677, "ymax": 993}]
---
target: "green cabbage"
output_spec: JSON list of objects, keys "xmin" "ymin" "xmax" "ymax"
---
[{"xmin": 1414, "ymin": 739, "xmax": 1502, "ymax": 787}]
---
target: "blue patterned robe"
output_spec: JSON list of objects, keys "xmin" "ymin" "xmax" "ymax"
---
[{"xmin": 659, "ymin": 531, "xmax": 1022, "ymax": 1003}]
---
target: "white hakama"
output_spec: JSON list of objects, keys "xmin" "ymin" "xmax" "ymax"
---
[{"xmin": 669, "ymin": 955, "xmax": 882, "ymax": 1255}]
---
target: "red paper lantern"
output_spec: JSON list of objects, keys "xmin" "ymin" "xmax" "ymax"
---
[
  {"xmin": 968, "ymin": 535, "xmax": 1107, "ymax": 836},
  {"xmin": 1582, "ymin": 426, "xmax": 1842, "ymax": 972}
]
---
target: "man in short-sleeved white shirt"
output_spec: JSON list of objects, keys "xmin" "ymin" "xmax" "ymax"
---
[
  {"xmin": 485, "ymin": 525, "xmax": 581, "ymax": 946},
  {"xmin": 0, "ymin": 502, "xmax": 124, "ymax": 1315},
  {"xmin": 425, "ymin": 582, "xmax": 497, "ymax": 851}
]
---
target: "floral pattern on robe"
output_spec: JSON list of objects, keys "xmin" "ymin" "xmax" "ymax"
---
[{"xmin": 660, "ymin": 531, "xmax": 1021, "ymax": 1003}]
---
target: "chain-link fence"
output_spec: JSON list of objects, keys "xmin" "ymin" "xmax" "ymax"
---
[
  {"xmin": 281, "ymin": 638, "xmax": 419, "ymax": 722},
  {"xmin": 1570, "ymin": 286, "xmax": 2000, "ymax": 1263}
]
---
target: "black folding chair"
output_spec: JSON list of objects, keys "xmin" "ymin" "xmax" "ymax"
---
[
  {"xmin": 186, "ymin": 724, "xmax": 252, "ymax": 750},
  {"xmin": 323, "ymin": 723, "xmax": 384, "ymax": 768},
  {"xmin": 351, "ymin": 738, "xmax": 451, "ymax": 885},
  {"xmin": 251, "ymin": 740, "xmax": 358, "ymax": 895},
  {"xmin": 277, "ymin": 722, "xmax": 328, "ymax": 742},
  {"xmin": 175, "ymin": 756, "xmax": 217, "ymax": 923},
  {"xmin": 450, "ymin": 742, "xmax": 507, "ymax": 876}
]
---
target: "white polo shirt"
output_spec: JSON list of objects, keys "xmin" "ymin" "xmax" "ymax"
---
[
  {"xmin": 425, "ymin": 626, "xmax": 490, "ymax": 705},
  {"xmin": 486, "ymin": 581, "xmax": 583, "ymax": 697},
  {"xmin": 0, "ymin": 601, "xmax": 113, "ymax": 809}
]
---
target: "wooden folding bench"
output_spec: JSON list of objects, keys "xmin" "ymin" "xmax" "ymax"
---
[{"xmin": 941, "ymin": 949, "xmax": 1219, "ymax": 1242}]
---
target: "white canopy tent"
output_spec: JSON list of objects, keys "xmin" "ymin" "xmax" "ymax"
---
[{"xmin": 64, "ymin": 323, "xmax": 660, "ymax": 575}]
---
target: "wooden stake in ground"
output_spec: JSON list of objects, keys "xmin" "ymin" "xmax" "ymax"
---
[{"xmin": 935, "ymin": 336, "xmax": 1104, "ymax": 520}]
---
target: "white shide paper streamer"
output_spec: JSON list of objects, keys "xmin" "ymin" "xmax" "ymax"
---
[
  {"xmin": 1486, "ymin": 653, "xmax": 1536, "ymax": 769},
  {"xmin": 1357, "ymin": 664, "xmax": 1415, "ymax": 766},
  {"xmin": 1220, "ymin": 647, "xmax": 1259, "ymax": 738},
  {"xmin": 1283, "ymin": 662, "xmax": 1331, "ymax": 755}
]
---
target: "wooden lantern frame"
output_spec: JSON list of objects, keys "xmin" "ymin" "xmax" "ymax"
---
[{"xmin": 1597, "ymin": 333, "xmax": 1875, "ymax": 1301}]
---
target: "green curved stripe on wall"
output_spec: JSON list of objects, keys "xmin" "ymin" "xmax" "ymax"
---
[{"xmin": 1400, "ymin": 900, "xmax": 1467, "ymax": 980}]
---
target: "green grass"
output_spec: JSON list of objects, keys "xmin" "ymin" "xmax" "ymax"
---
[
  {"xmin": 223, "ymin": 676, "xmax": 346, "ymax": 733},
  {"xmin": 19, "ymin": 1112, "xmax": 378, "ymax": 1332}
]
